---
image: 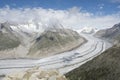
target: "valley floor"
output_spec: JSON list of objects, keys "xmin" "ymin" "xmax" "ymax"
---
[{"xmin": 0, "ymin": 33, "xmax": 112, "ymax": 79}]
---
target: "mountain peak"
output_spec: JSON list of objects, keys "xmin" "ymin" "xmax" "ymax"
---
[
  {"xmin": 80, "ymin": 27, "xmax": 98, "ymax": 34},
  {"xmin": 113, "ymin": 23, "xmax": 120, "ymax": 28}
]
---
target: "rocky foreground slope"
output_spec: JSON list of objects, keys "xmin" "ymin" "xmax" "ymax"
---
[{"xmin": 3, "ymin": 67, "xmax": 67, "ymax": 80}]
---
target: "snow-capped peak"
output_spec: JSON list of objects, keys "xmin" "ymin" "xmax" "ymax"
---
[{"xmin": 76, "ymin": 27, "xmax": 98, "ymax": 34}]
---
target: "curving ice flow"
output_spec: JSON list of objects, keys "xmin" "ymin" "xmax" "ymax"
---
[{"xmin": 0, "ymin": 33, "xmax": 112, "ymax": 78}]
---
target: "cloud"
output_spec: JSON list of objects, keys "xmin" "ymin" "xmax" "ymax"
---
[
  {"xmin": 110, "ymin": 0, "xmax": 120, "ymax": 3},
  {"xmin": 117, "ymin": 5, "xmax": 120, "ymax": 8},
  {"xmin": 0, "ymin": 6, "xmax": 120, "ymax": 29},
  {"xmin": 98, "ymin": 4, "xmax": 104, "ymax": 10}
]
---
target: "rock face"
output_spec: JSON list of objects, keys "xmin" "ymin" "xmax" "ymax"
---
[
  {"xmin": 95, "ymin": 23, "xmax": 120, "ymax": 43},
  {"xmin": 0, "ymin": 22, "xmax": 86, "ymax": 58},
  {"xmin": 3, "ymin": 67, "xmax": 67, "ymax": 80}
]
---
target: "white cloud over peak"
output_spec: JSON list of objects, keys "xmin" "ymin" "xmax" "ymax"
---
[
  {"xmin": 110, "ymin": 0, "xmax": 120, "ymax": 3},
  {"xmin": 117, "ymin": 5, "xmax": 120, "ymax": 8},
  {"xmin": 0, "ymin": 6, "xmax": 120, "ymax": 29},
  {"xmin": 107, "ymin": 0, "xmax": 120, "ymax": 3},
  {"xmin": 98, "ymin": 4, "xmax": 104, "ymax": 10}
]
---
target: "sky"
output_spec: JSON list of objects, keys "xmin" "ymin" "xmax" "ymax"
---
[{"xmin": 0, "ymin": 0, "xmax": 120, "ymax": 29}]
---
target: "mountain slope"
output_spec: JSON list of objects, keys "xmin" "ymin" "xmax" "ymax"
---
[
  {"xmin": 28, "ymin": 29, "xmax": 86, "ymax": 58},
  {"xmin": 0, "ymin": 23, "xmax": 20, "ymax": 50}
]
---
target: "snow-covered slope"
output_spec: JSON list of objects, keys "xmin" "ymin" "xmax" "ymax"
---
[
  {"xmin": 10, "ymin": 22, "xmax": 44, "ymax": 35},
  {"xmin": 0, "ymin": 21, "xmax": 45, "ymax": 48}
]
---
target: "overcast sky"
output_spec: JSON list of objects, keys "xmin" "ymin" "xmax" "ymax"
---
[{"xmin": 0, "ymin": 0, "xmax": 120, "ymax": 29}]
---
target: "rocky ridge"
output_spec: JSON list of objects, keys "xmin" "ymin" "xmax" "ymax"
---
[{"xmin": 3, "ymin": 67, "xmax": 67, "ymax": 80}]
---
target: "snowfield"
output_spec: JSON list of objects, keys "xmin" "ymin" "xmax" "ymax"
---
[{"xmin": 0, "ymin": 33, "xmax": 112, "ymax": 79}]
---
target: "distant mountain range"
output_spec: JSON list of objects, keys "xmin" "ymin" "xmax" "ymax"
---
[
  {"xmin": 66, "ymin": 23, "xmax": 120, "ymax": 80},
  {"xmin": 0, "ymin": 22, "xmax": 86, "ymax": 58}
]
